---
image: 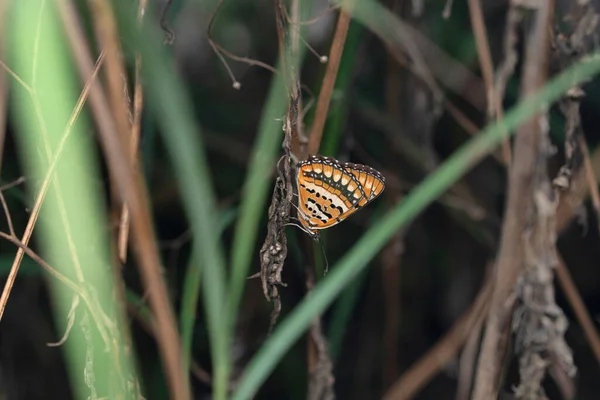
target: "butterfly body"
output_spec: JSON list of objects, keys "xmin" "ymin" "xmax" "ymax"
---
[{"xmin": 295, "ymin": 155, "xmax": 385, "ymax": 238}]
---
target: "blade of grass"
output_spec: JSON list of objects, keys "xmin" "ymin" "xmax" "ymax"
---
[
  {"xmin": 231, "ymin": 53, "xmax": 600, "ymax": 400},
  {"xmin": 10, "ymin": 1, "xmax": 138, "ymax": 397},
  {"xmin": 327, "ymin": 267, "xmax": 368, "ymax": 359},
  {"xmin": 180, "ymin": 207, "xmax": 237, "ymax": 378},
  {"xmin": 110, "ymin": 1, "xmax": 229, "ymax": 398}
]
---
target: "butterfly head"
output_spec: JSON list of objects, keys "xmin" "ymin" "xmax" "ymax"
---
[{"xmin": 307, "ymin": 228, "xmax": 320, "ymax": 241}]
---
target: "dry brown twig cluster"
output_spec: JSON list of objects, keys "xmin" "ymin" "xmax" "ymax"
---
[{"xmin": 254, "ymin": 1, "xmax": 339, "ymax": 398}]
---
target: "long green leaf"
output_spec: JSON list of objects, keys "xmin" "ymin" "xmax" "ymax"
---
[
  {"xmin": 111, "ymin": 1, "xmax": 229, "ymax": 397},
  {"xmin": 10, "ymin": 1, "xmax": 138, "ymax": 398}
]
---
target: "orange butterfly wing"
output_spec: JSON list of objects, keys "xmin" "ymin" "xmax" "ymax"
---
[
  {"xmin": 343, "ymin": 161, "xmax": 386, "ymax": 201},
  {"xmin": 296, "ymin": 156, "xmax": 385, "ymax": 233}
]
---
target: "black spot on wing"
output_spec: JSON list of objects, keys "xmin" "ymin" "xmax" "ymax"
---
[{"xmin": 307, "ymin": 198, "xmax": 332, "ymax": 222}]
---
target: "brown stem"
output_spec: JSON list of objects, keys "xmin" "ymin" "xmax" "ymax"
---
[
  {"xmin": 472, "ymin": 3, "xmax": 553, "ymax": 398},
  {"xmin": 307, "ymin": 4, "xmax": 352, "ymax": 155},
  {"xmin": 467, "ymin": 0, "xmax": 511, "ymax": 164}
]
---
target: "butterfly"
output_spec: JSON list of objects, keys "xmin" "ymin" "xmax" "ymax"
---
[{"xmin": 295, "ymin": 155, "xmax": 386, "ymax": 239}]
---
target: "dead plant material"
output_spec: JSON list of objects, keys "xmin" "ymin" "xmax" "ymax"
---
[
  {"xmin": 552, "ymin": 3, "xmax": 600, "ymax": 235},
  {"xmin": 494, "ymin": 4, "xmax": 523, "ymax": 139},
  {"xmin": 553, "ymin": 4, "xmax": 600, "ymax": 233},
  {"xmin": 550, "ymin": 0, "xmax": 600, "ymax": 371},
  {"xmin": 257, "ymin": 0, "xmax": 302, "ymax": 334},
  {"xmin": 511, "ymin": 111, "xmax": 575, "ymax": 399},
  {"xmin": 455, "ymin": 304, "xmax": 486, "ymax": 400},
  {"xmin": 472, "ymin": 2, "xmax": 555, "ymax": 399},
  {"xmin": 117, "ymin": 0, "xmax": 147, "ymax": 264},
  {"xmin": 553, "ymin": 89, "xmax": 584, "ymax": 190},
  {"xmin": 307, "ymin": 5, "xmax": 351, "ymax": 155},
  {"xmin": 467, "ymin": 0, "xmax": 512, "ymax": 164},
  {"xmin": 551, "ymin": 3, "xmax": 597, "ymax": 189},
  {"xmin": 258, "ymin": 153, "xmax": 292, "ymax": 334},
  {"xmin": 556, "ymin": 255, "xmax": 600, "ymax": 367},
  {"xmin": 0, "ymin": 183, "xmax": 113, "ymax": 349}
]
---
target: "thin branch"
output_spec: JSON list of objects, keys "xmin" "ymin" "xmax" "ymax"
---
[
  {"xmin": 556, "ymin": 256, "xmax": 600, "ymax": 366},
  {"xmin": 0, "ymin": 229, "xmax": 111, "ymax": 345},
  {"xmin": 467, "ymin": 0, "xmax": 512, "ymax": 164},
  {"xmin": 0, "ymin": 185, "xmax": 15, "ymax": 237},
  {"xmin": 0, "ymin": 177, "xmax": 25, "ymax": 191},
  {"xmin": 472, "ymin": 3, "xmax": 554, "ymax": 398},
  {"xmin": 307, "ymin": 5, "xmax": 351, "ymax": 155},
  {"xmin": 578, "ymin": 133, "xmax": 600, "ymax": 236},
  {"xmin": 0, "ymin": 60, "xmax": 34, "ymax": 93},
  {"xmin": 118, "ymin": 0, "xmax": 147, "ymax": 263}
]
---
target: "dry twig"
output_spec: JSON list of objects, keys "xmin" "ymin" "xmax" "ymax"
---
[
  {"xmin": 472, "ymin": 3, "xmax": 556, "ymax": 398},
  {"xmin": 510, "ymin": 105, "xmax": 575, "ymax": 400},
  {"xmin": 307, "ymin": 4, "xmax": 351, "ymax": 155},
  {"xmin": 467, "ymin": 0, "xmax": 512, "ymax": 163},
  {"xmin": 117, "ymin": 0, "xmax": 147, "ymax": 263},
  {"xmin": 257, "ymin": 0, "xmax": 300, "ymax": 335}
]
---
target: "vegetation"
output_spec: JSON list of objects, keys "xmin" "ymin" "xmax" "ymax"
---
[{"xmin": 0, "ymin": 0, "xmax": 599, "ymax": 399}]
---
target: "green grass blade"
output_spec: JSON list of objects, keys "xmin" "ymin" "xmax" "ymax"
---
[
  {"xmin": 10, "ymin": 1, "xmax": 138, "ymax": 397},
  {"xmin": 231, "ymin": 53, "xmax": 600, "ymax": 400},
  {"xmin": 180, "ymin": 207, "xmax": 237, "ymax": 378},
  {"xmin": 327, "ymin": 268, "xmax": 368, "ymax": 359},
  {"xmin": 227, "ymin": 62, "xmax": 288, "ymax": 318},
  {"xmin": 111, "ymin": 1, "xmax": 229, "ymax": 397}
]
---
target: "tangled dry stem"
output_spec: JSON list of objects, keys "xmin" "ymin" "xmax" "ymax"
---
[
  {"xmin": 258, "ymin": 1, "xmax": 302, "ymax": 334},
  {"xmin": 511, "ymin": 112, "xmax": 576, "ymax": 399}
]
